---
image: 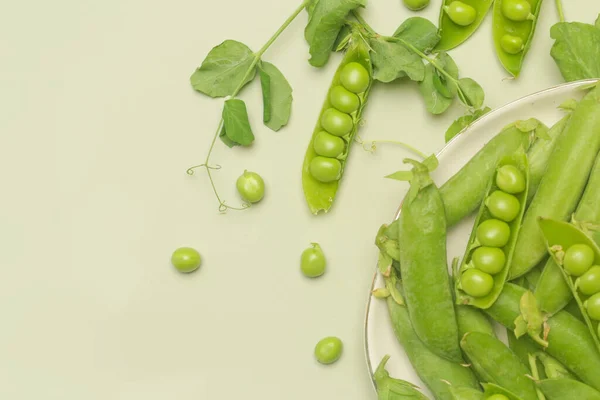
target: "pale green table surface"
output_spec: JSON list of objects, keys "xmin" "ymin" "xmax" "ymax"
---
[{"xmin": 0, "ymin": 1, "xmax": 595, "ymax": 399}]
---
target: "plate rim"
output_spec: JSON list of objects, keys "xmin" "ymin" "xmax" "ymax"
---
[{"xmin": 362, "ymin": 78, "xmax": 600, "ymax": 392}]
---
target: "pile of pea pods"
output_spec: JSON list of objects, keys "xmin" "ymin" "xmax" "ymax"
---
[{"xmin": 374, "ymin": 84, "xmax": 600, "ymax": 400}]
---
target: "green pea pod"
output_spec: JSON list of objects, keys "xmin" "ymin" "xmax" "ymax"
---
[
  {"xmin": 492, "ymin": 0, "xmax": 544, "ymax": 77},
  {"xmin": 398, "ymin": 159, "xmax": 462, "ymax": 362},
  {"xmin": 301, "ymin": 30, "xmax": 373, "ymax": 214},
  {"xmin": 482, "ymin": 383, "xmax": 526, "ymax": 400},
  {"xmin": 535, "ymin": 151, "xmax": 600, "ymax": 315},
  {"xmin": 485, "ymin": 283, "xmax": 600, "ymax": 391},
  {"xmin": 564, "ymin": 298, "xmax": 585, "ymax": 322},
  {"xmin": 456, "ymin": 305, "xmax": 496, "ymax": 338},
  {"xmin": 535, "ymin": 352, "xmax": 576, "ymax": 380},
  {"xmin": 436, "ymin": 0, "xmax": 494, "ymax": 51},
  {"xmin": 537, "ymin": 378, "xmax": 600, "ymax": 400},
  {"xmin": 448, "ymin": 386, "xmax": 484, "ymax": 400},
  {"xmin": 455, "ymin": 152, "xmax": 529, "ymax": 309},
  {"xmin": 522, "ymin": 262, "xmax": 543, "ymax": 291},
  {"xmin": 510, "ymin": 86, "xmax": 600, "ymax": 279},
  {"xmin": 386, "ymin": 289, "xmax": 480, "ymax": 400},
  {"xmin": 507, "ymin": 329, "xmax": 545, "ymax": 375},
  {"xmin": 460, "ymin": 332, "xmax": 538, "ymax": 400},
  {"xmin": 440, "ymin": 123, "xmax": 535, "ymax": 227},
  {"xmin": 537, "ymin": 218, "xmax": 600, "ymax": 353},
  {"xmin": 373, "ymin": 355, "xmax": 429, "ymax": 400}
]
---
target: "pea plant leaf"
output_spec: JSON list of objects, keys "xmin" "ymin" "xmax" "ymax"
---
[
  {"xmin": 374, "ymin": 355, "xmax": 429, "ymax": 400},
  {"xmin": 304, "ymin": 0, "xmax": 367, "ymax": 67},
  {"xmin": 258, "ymin": 61, "xmax": 293, "ymax": 132},
  {"xmin": 369, "ymin": 37, "xmax": 424, "ymax": 82},
  {"xmin": 392, "ymin": 17, "xmax": 440, "ymax": 54},
  {"xmin": 445, "ymin": 107, "xmax": 491, "ymax": 143},
  {"xmin": 457, "ymin": 78, "xmax": 485, "ymax": 109},
  {"xmin": 221, "ymin": 99, "xmax": 255, "ymax": 146},
  {"xmin": 418, "ymin": 64, "xmax": 453, "ymax": 114},
  {"xmin": 190, "ymin": 40, "xmax": 257, "ymax": 98},
  {"xmin": 550, "ymin": 20, "xmax": 600, "ymax": 81}
]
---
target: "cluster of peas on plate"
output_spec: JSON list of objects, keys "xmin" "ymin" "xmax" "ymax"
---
[
  {"xmin": 309, "ymin": 62, "xmax": 370, "ymax": 183},
  {"xmin": 460, "ymin": 165, "xmax": 526, "ymax": 298}
]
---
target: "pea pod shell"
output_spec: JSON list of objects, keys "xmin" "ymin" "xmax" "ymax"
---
[
  {"xmin": 440, "ymin": 124, "xmax": 534, "ymax": 227},
  {"xmin": 486, "ymin": 283, "xmax": 600, "ymax": 391},
  {"xmin": 455, "ymin": 153, "xmax": 529, "ymax": 309},
  {"xmin": 399, "ymin": 162, "xmax": 462, "ymax": 362},
  {"xmin": 386, "ymin": 294, "xmax": 480, "ymax": 400},
  {"xmin": 482, "ymin": 383, "xmax": 526, "ymax": 400},
  {"xmin": 448, "ymin": 386, "xmax": 484, "ymax": 400},
  {"xmin": 456, "ymin": 305, "xmax": 496, "ymax": 338},
  {"xmin": 537, "ymin": 378, "xmax": 600, "ymax": 400},
  {"xmin": 507, "ymin": 329, "xmax": 545, "ymax": 374},
  {"xmin": 538, "ymin": 218, "xmax": 600, "ymax": 353},
  {"xmin": 301, "ymin": 32, "xmax": 372, "ymax": 215},
  {"xmin": 492, "ymin": 0, "xmax": 544, "ymax": 77},
  {"xmin": 436, "ymin": 0, "xmax": 494, "ymax": 51},
  {"xmin": 510, "ymin": 86, "xmax": 600, "ymax": 279},
  {"xmin": 460, "ymin": 332, "xmax": 538, "ymax": 400}
]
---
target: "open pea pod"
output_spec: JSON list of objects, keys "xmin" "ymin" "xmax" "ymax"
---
[
  {"xmin": 455, "ymin": 152, "xmax": 529, "ymax": 309},
  {"xmin": 435, "ymin": 0, "xmax": 494, "ymax": 51},
  {"xmin": 538, "ymin": 218, "xmax": 600, "ymax": 354},
  {"xmin": 301, "ymin": 29, "xmax": 373, "ymax": 215},
  {"xmin": 492, "ymin": 0, "xmax": 545, "ymax": 77}
]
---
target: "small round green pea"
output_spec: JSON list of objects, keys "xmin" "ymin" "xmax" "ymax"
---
[
  {"xmin": 309, "ymin": 156, "xmax": 342, "ymax": 183},
  {"xmin": 314, "ymin": 336, "xmax": 343, "ymax": 364},
  {"xmin": 496, "ymin": 165, "xmax": 526, "ymax": 194},
  {"xmin": 403, "ymin": 0, "xmax": 430, "ymax": 11},
  {"xmin": 563, "ymin": 244, "xmax": 595, "ymax": 277},
  {"xmin": 472, "ymin": 247, "xmax": 506, "ymax": 275},
  {"xmin": 236, "ymin": 170, "xmax": 265, "ymax": 203},
  {"xmin": 321, "ymin": 108, "xmax": 354, "ymax": 137},
  {"xmin": 444, "ymin": 1, "xmax": 477, "ymax": 27},
  {"xmin": 486, "ymin": 395, "xmax": 509, "ymax": 400},
  {"xmin": 500, "ymin": 34, "xmax": 525, "ymax": 54},
  {"xmin": 476, "ymin": 219, "xmax": 511, "ymax": 248},
  {"xmin": 501, "ymin": 0, "xmax": 534, "ymax": 22},
  {"xmin": 577, "ymin": 266, "xmax": 600, "ymax": 296},
  {"xmin": 461, "ymin": 268, "xmax": 494, "ymax": 297},
  {"xmin": 339, "ymin": 62, "xmax": 370, "ymax": 93},
  {"xmin": 585, "ymin": 293, "xmax": 600, "ymax": 321},
  {"xmin": 301, "ymin": 243, "xmax": 326, "ymax": 278},
  {"xmin": 485, "ymin": 190, "xmax": 521, "ymax": 222},
  {"xmin": 313, "ymin": 131, "xmax": 345, "ymax": 158},
  {"xmin": 329, "ymin": 86, "xmax": 360, "ymax": 114},
  {"xmin": 171, "ymin": 247, "xmax": 202, "ymax": 273}
]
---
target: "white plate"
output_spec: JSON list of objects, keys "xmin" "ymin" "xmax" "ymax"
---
[{"xmin": 363, "ymin": 79, "xmax": 599, "ymax": 396}]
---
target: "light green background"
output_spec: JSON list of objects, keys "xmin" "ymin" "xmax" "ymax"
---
[{"xmin": 0, "ymin": 0, "xmax": 593, "ymax": 399}]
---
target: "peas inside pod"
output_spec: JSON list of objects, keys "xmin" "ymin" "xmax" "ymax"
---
[
  {"xmin": 563, "ymin": 244, "xmax": 595, "ymax": 277},
  {"xmin": 444, "ymin": 1, "xmax": 478, "ymax": 27},
  {"xmin": 501, "ymin": 0, "xmax": 534, "ymax": 22}
]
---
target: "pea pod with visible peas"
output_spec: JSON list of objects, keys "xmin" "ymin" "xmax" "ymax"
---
[
  {"xmin": 510, "ymin": 86, "xmax": 600, "ymax": 279},
  {"xmin": 538, "ymin": 218, "xmax": 600, "ymax": 353},
  {"xmin": 455, "ymin": 153, "xmax": 529, "ymax": 308},
  {"xmin": 396, "ymin": 158, "xmax": 462, "ymax": 362},
  {"xmin": 302, "ymin": 30, "xmax": 372, "ymax": 214},
  {"xmin": 537, "ymin": 378, "xmax": 600, "ymax": 400},
  {"xmin": 492, "ymin": 0, "xmax": 544, "ymax": 77},
  {"xmin": 485, "ymin": 283, "xmax": 600, "ymax": 391},
  {"xmin": 436, "ymin": 0, "xmax": 494, "ymax": 51}
]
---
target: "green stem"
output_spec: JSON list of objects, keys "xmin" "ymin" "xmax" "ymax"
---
[
  {"xmin": 555, "ymin": 0, "xmax": 565, "ymax": 22},
  {"xmin": 362, "ymin": 139, "xmax": 428, "ymax": 159},
  {"xmin": 351, "ymin": 10, "xmax": 376, "ymax": 35},
  {"xmin": 528, "ymin": 354, "xmax": 547, "ymax": 400},
  {"xmin": 194, "ymin": 0, "xmax": 309, "ymax": 212}
]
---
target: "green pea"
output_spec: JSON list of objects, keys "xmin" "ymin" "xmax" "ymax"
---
[
  {"xmin": 486, "ymin": 395, "xmax": 509, "ymax": 400},
  {"xmin": 485, "ymin": 190, "xmax": 521, "ymax": 222},
  {"xmin": 472, "ymin": 247, "xmax": 506, "ymax": 275},
  {"xmin": 170, "ymin": 247, "xmax": 201, "ymax": 273},
  {"xmin": 563, "ymin": 244, "xmax": 594, "ymax": 277},
  {"xmin": 477, "ymin": 219, "xmax": 511, "ymax": 247},
  {"xmin": 585, "ymin": 293, "xmax": 600, "ymax": 321},
  {"xmin": 461, "ymin": 269, "xmax": 494, "ymax": 297},
  {"xmin": 309, "ymin": 156, "xmax": 342, "ymax": 183},
  {"xmin": 577, "ymin": 266, "xmax": 600, "ymax": 296},
  {"xmin": 444, "ymin": 1, "xmax": 478, "ymax": 27},
  {"xmin": 329, "ymin": 85, "xmax": 360, "ymax": 114},
  {"xmin": 300, "ymin": 243, "xmax": 326, "ymax": 278},
  {"xmin": 500, "ymin": 34, "xmax": 524, "ymax": 54},
  {"xmin": 320, "ymin": 108, "xmax": 353, "ymax": 137},
  {"xmin": 501, "ymin": 0, "xmax": 534, "ymax": 22},
  {"xmin": 339, "ymin": 62, "xmax": 370, "ymax": 93},
  {"xmin": 313, "ymin": 131, "xmax": 345, "ymax": 158},
  {"xmin": 314, "ymin": 336, "xmax": 343, "ymax": 364},
  {"xmin": 236, "ymin": 170, "xmax": 265, "ymax": 203},
  {"xmin": 403, "ymin": 0, "xmax": 430, "ymax": 11},
  {"xmin": 496, "ymin": 165, "xmax": 526, "ymax": 194}
]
